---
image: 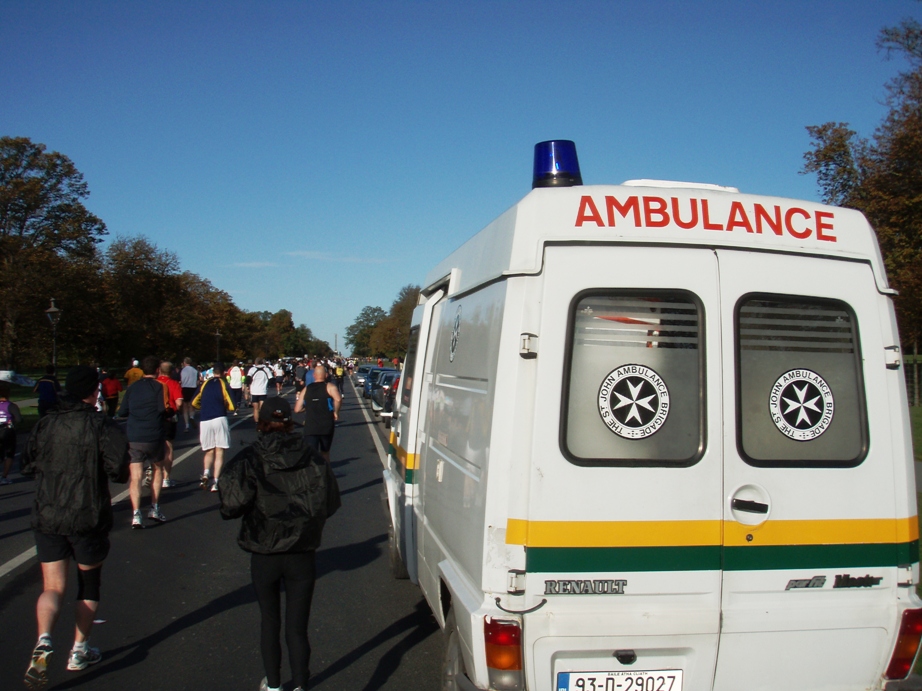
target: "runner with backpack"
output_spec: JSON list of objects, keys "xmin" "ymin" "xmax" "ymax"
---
[{"xmin": 245, "ymin": 358, "xmax": 275, "ymax": 423}]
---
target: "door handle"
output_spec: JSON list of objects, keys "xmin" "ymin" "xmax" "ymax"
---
[{"xmin": 731, "ymin": 498, "xmax": 769, "ymax": 514}]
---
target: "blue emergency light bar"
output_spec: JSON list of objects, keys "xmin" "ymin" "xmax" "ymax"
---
[{"xmin": 532, "ymin": 140, "xmax": 582, "ymax": 189}]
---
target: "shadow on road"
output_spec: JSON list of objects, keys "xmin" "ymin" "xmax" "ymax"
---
[
  {"xmin": 339, "ymin": 479, "xmax": 381, "ymax": 497},
  {"xmin": 316, "ymin": 534, "xmax": 386, "ymax": 578},
  {"xmin": 310, "ymin": 598, "xmax": 439, "ymax": 690},
  {"xmin": 51, "ymin": 583, "xmax": 256, "ymax": 688}
]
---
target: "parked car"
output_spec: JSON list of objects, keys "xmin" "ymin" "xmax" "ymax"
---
[
  {"xmin": 363, "ymin": 368, "xmax": 396, "ymax": 398},
  {"xmin": 354, "ymin": 364, "xmax": 374, "ymax": 386},
  {"xmin": 371, "ymin": 370, "xmax": 400, "ymax": 415}
]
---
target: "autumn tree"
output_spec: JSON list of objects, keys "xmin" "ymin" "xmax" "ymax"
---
[
  {"xmin": 368, "ymin": 284, "xmax": 420, "ymax": 359},
  {"xmin": 802, "ymin": 12, "xmax": 922, "ymax": 349},
  {"xmin": 0, "ymin": 136, "xmax": 106, "ymax": 367},
  {"xmin": 345, "ymin": 305, "xmax": 386, "ymax": 357}
]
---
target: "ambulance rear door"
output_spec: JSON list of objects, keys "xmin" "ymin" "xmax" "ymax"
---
[
  {"xmin": 713, "ymin": 249, "xmax": 906, "ymax": 691},
  {"xmin": 519, "ymin": 245, "xmax": 724, "ymax": 691}
]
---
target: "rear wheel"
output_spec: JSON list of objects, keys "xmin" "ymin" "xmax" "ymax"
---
[{"xmin": 441, "ymin": 609, "xmax": 466, "ymax": 691}]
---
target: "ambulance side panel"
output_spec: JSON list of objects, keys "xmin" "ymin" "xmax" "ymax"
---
[
  {"xmin": 416, "ymin": 282, "xmax": 506, "ymax": 629},
  {"xmin": 385, "ymin": 289, "xmax": 446, "ymax": 584}
]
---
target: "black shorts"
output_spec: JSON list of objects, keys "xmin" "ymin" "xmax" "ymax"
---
[
  {"xmin": 164, "ymin": 418, "xmax": 177, "ymax": 441},
  {"xmin": 34, "ymin": 530, "xmax": 110, "ymax": 565},
  {"xmin": 129, "ymin": 441, "xmax": 166, "ymax": 464},
  {"xmin": 0, "ymin": 426, "xmax": 15, "ymax": 459},
  {"xmin": 182, "ymin": 387, "xmax": 197, "ymax": 402},
  {"xmin": 304, "ymin": 433, "xmax": 334, "ymax": 452},
  {"xmin": 251, "ymin": 394, "xmax": 267, "ymax": 404}
]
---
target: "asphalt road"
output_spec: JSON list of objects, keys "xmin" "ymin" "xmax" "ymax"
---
[{"xmin": 0, "ymin": 380, "xmax": 442, "ymax": 691}]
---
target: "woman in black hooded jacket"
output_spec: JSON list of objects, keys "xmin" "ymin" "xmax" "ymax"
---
[{"xmin": 219, "ymin": 396, "xmax": 340, "ymax": 691}]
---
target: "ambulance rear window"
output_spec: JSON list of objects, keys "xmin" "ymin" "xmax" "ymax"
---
[
  {"xmin": 562, "ymin": 291, "xmax": 705, "ymax": 466},
  {"xmin": 736, "ymin": 295, "xmax": 867, "ymax": 466}
]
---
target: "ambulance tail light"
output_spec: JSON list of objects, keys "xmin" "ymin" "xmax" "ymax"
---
[
  {"xmin": 532, "ymin": 140, "xmax": 582, "ymax": 188},
  {"xmin": 485, "ymin": 616, "xmax": 524, "ymax": 689},
  {"xmin": 885, "ymin": 608, "xmax": 922, "ymax": 679}
]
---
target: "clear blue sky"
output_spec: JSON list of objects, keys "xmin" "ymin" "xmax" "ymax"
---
[{"xmin": 1, "ymin": 0, "xmax": 918, "ymax": 352}]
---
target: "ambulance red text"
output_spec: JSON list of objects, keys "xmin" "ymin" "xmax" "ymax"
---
[{"xmin": 575, "ymin": 195, "xmax": 837, "ymax": 242}]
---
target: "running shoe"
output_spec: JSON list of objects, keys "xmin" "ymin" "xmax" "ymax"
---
[
  {"xmin": 161, "ymin": 478, "xmax": 176, "ymax": 488},
  {"xmin": 66, "ymin": 645, "xmax": 101, "ymax": 671},
  {"xmin": 199, "ymin": 475, "xmax": 209, "ymax": 490},
  {"xmin": 0, "ymin": 476, "xmax": 11, "ymax": 485},
  {"xmin": 131, "ymin": 511, "xmax": 144, "ymax": 529},
  {"xmin": 147, "ymin": 506, "xmax": 167, "ymax": 523},
  {"xmin": 142, "ymin": 466, "xmax": 152, "ymax": 487},
  {"xmin": 24, "ymin": 639, "xmax": 53, "ymax": 689},
  {"xmin": 209, "ymin": 479, "xmax": 219, "ymax": 493},
  {"xmin": 258, "ymin": 678, "xmax": 283, "ymax": 691}
]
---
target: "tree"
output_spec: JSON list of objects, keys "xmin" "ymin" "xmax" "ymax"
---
[
  {"xmin": 802, "ymin": 11, "xmax": 922, "ymax": 347},
  {"xmin": 368, "ymin": 285, "xmax": 420, "ymax": 359},
  {"xmin": 0, "ymin": 137, "xmax": 107, "ymax": 367},
  {"xmin": 345, "ymin": 305, "xmax": 386, "ymax": 357}
]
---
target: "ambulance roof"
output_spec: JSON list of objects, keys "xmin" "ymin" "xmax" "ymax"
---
[{"xmin": 424, "ymin": 182, "xmax": 890, "ymax": 295}]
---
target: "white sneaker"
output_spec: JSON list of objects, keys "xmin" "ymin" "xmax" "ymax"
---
[
  {"xmin": 210, "ymin": 479, "xmax": 219, "ymax": 493},
  {"xmin": 66, "ymin": 645, "xmax": 101, "ymax": 671}
]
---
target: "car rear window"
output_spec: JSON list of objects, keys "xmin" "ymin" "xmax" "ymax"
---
[
  {"xmin": 562, "ymin": 291, "xmax": 705, "ymax": 466},
  {"xmin": 736, "ymin": 294, "xmax": 867, "ymax": 466}
]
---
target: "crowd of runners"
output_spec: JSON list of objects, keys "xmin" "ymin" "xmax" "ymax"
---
[{"xmin": 16, "ymin": 352, "xmax": 359, "ymax": 691}]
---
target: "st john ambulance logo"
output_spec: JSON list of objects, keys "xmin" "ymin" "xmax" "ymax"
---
[
  {"xmin": 598, "ymin": 365, "xmax": 670, "ymax": 439},
  {"xmin": 769, "ymin": 369, "xmax": 835, "ymax": 441}
]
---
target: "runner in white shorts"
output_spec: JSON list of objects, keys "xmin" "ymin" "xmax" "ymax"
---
[{"xmin": 191, "ymin": 362, "xmax": 235, "ymax": 492}]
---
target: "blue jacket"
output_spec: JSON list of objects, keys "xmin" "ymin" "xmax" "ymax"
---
[{"xmin": 192, "ymin": 377, "xmax": 234, "ymax": 422}]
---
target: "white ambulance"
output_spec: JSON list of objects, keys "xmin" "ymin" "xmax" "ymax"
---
[{"xmin": 382, "ymin": 140, "xmax": 922, "ymax": 691}]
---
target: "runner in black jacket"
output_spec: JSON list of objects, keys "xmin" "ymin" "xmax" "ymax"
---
[
  {"xmin": 21, "ymin": 366, "xmax": 129, "ymax": 689},
  {"xmin": 219, "ymin": 397, "xmax": 340, "ymax": 691}
]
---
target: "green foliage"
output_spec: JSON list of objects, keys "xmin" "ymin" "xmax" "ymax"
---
[
  {"xmin": 0, "ymin": 137, "xmax": 108, "ymax": 368},
  {"xmin": 345, "ymin": 305, "xmax": 387, "ymax": 357},
  {"xmin": 802, "ymin": 12, "xmax": 922, "ymax": 343},
  {"xmin": 368, "ymin": 284, "xmax": 420, "ymax": 359},
  {"xmin": 0, "ymin": 136, "xmax": 331, "ymax": 368}
]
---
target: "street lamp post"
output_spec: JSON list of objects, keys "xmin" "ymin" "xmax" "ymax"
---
[
  {"xmin": 44, "ymin": 298, "xmax": 62, "ymax": 368},
  {"xmin": 215, "ymin": 329, "xmax": 221, "ymax": 362}
]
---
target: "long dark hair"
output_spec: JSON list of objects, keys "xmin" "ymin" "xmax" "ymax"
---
[{"xmin": 256, "ymin": 419, "xmax": 294, "ymax": 434}]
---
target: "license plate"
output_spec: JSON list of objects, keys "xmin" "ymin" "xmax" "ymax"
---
[{"xmin": 557, "ymin": 670, "xmax": 683, "ymax": 691}]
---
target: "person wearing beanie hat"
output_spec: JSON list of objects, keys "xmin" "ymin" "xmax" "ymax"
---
[
  {"xmin": 124, "ymin": 359, "xmax": 143, "ymax": 388},
  {"xmin": 21, "ymin": 364, "xmax": 129, "ymax": 688},
  {"xmin": 66, "ymin": 366, "xmax": 101, "ymax": 400},
  {"xmin": 220, "ymin": 395, "xmax": 339, "ymax": 691}
]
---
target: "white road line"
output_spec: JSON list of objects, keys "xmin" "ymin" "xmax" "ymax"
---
[
  {"xmin": 352, "ymin": 379, "xmax": 388, "ymax": 466},
  {"xmin": 0, "ymin": 410, "xmax": 255, "ymax": 580}
]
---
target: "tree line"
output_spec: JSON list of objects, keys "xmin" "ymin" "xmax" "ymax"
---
[
  {"xmin": 0, "ymin": 136, "xmax": 330, "ymax": 371},
  {"xmin": 345, "ymin": 284, "xmax": 420, "ymax": 359},
  {"xmin": 351, "ymin": 13, "xmax": 922, "ymax": 367},
  {"xmin": 802, "ymin": 11, "xmax": 922, "ymax": 353}
]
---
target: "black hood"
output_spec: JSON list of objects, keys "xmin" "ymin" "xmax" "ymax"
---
[
  {"xmin": 53, "ymin": 394, "xmax": 96, "ymax": 413},
  {"xmin": 253, "ymin": 432, "xmax": 312, "ymax": 472}
]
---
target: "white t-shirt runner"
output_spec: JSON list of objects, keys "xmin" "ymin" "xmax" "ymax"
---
[
  {"xmin": 228, "ymin": 365, "xmax": 243, "ymax": 389},
  {"xmin": 247, "ymin": 365, "xmax": 273, "ymax": 396}
]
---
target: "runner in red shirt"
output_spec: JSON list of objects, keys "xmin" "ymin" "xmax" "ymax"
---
[
  {"xmin": 157, "ymin": 361, "xmax": 185, "ymax": 488},
  {"xmin": 100, "ymin": 372, "xmax": 123, "ymax": 418}
]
